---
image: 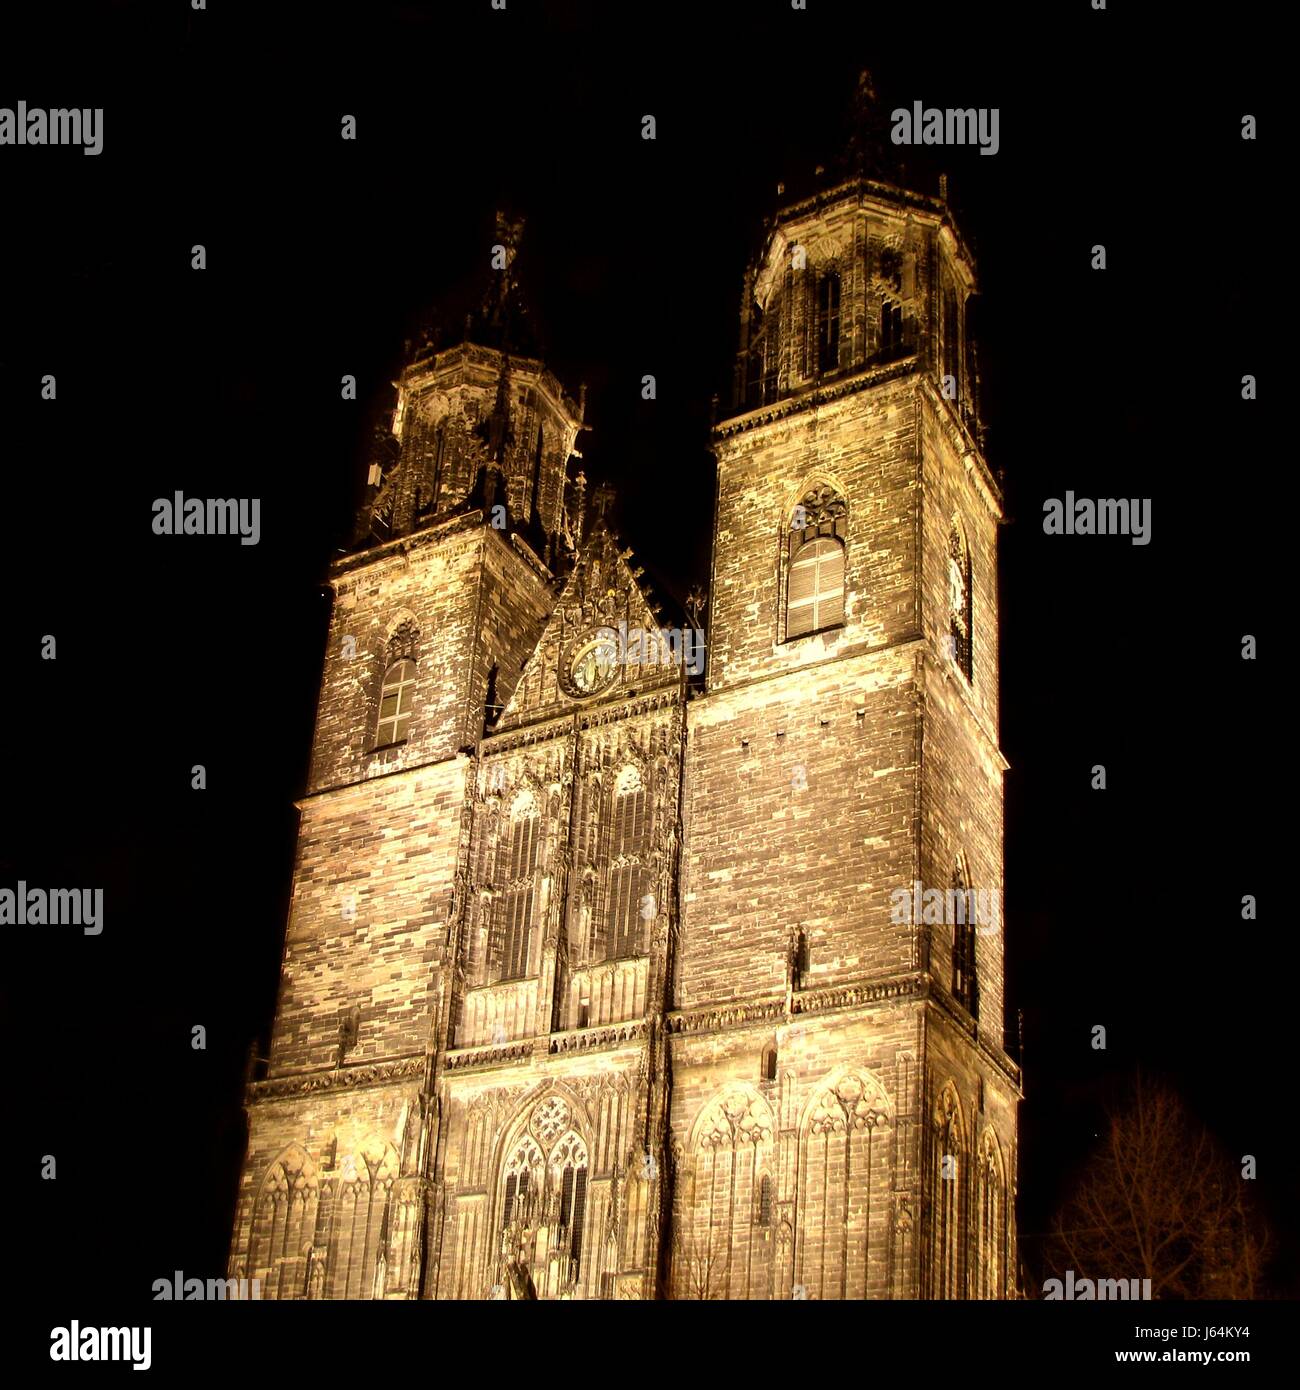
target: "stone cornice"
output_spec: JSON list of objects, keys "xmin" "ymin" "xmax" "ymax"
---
[
  {"xmin": 330, "ymin": 510, "xmax": 488, "ymax": 584},
  {"xmin": 247, "ymin": 1054, "xmax": 425, "ymax": 1104},
  {"xmin": 770, "ymin": 176, "xmax": 948, "ymax": 237},
  {"xmin": 667, "ymin": 973, "xmax": 927, "ymax": 1038},
  {"xmin": 667, "ymin": 999, "xmax": 787, "ymax": 1036},
  {"xmin": 793, "ymin": 973, "xmax": 925, "ymax": 1015},
  {"xmin": 547, "ymin": 1019, "xmax": 649, "ymax": 1055},
  {"xmin": 712, "ymin": 356, "xmax": 920, "ymax": 439},
  {"xmin": 401, "ymin": 341, "xmax": 583, "ymax": 425},
  {"xmin": 441, "ymin": 1018, "xmax": 650, "ymax": 1074},
  {"xmin": 483, "ymin": 687, "xmax": 683, "ymax": 757},
  {"xmin": 442, "ymin": 1040, "xmax": 536, "ymax": 1073}
]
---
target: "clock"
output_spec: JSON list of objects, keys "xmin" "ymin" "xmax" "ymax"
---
[{"xmin": 565, "ymin": 627, "xmax": 620, "ymax": 697}]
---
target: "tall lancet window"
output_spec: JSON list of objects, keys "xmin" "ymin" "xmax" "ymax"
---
[
  {"xmin": 248, "ymin": 1145, "xmax": 318, "ymax": 1299},
  {"xmin": 933, "ymin": 1090, "xmax": 965, "ymax": 1299},
  {"xmin": 952, "ymin": 856, "xmax": 979, "ymax": 1020},
  {"xmin": 501, "ymin": 1136, "xmax": 543, "ymax": 1240},
  {"xmin": 606, "ymin": 765, "xmax": 650, "ymax": 960},
  {"xmin": 550, "ymin": 1132, "xmax": 590, "ymax": 1280},
  {"xmin": 497, "ymin": 790, "xmax": 540, "ymax": 980},
  {"xmin": 816, "ymin": 269, "xmax": 841, "ymax": 374},
  {"xmin": 977, "ymin": 1132, "xmax": 1005, "ymax": 1299},
  {"xmin": 948, "ymin": 517, "xmax": 973, "ymax": 682}
]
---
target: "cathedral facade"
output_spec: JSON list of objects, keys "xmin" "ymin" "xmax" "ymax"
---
[{"xmin": 228, "ymin": 168, "xmax": 1019, "ymax": 1300}]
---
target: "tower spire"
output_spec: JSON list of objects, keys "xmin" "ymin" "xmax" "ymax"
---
[{"xmin": 845, "ymin": 67, "xmax": 892, "ymax": 180}]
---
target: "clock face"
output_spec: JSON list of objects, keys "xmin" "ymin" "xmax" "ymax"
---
[{"xmin": 567, "ymin": 628, "xmax": 620, "ymax": 697}]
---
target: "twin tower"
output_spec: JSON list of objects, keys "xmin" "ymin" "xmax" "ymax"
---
[{"xmin": 229, "ymin": 169, "xmax": 1019, "ymax": 1300}]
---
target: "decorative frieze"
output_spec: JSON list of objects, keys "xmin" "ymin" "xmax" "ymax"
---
[{"xmin": 247, "ymin": 1055, "xmax": 425, "ymax": 1103}]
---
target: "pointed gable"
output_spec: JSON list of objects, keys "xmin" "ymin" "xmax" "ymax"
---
[{"xmin": 495, "ymin": 520, "xmax": 683, "ymax": 731}]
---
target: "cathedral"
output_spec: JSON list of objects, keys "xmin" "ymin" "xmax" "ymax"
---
[{"xmin": 228, "ymin": 138, "xmax": 1020, "ymax": 1300}]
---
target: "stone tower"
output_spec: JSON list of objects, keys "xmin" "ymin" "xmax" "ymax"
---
[
  {"xmin": 229, "ymin": 163, "xmax": 1019, "ymax": 1300},
  {"xmin": 667, "ymin": 166, "xmax": 1018, "ymax": 1299}
]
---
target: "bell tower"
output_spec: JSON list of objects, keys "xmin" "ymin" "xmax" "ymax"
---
[
  {"xmin": 668, "ymin": 139, "xmax": 1019, "ymax": 1297},
  {"xmin": 228, "ymin": 217, "xmax": 588, "ymax": 1301}
]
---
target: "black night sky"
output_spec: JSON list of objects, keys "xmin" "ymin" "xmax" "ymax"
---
[{"xmin": 0, "ymin": 0, "xmax": 1284, "ymax": 1347}]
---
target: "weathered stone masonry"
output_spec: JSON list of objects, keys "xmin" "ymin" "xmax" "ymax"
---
[{"xmin": 229, "ymin": 171, "xmax": 1019, "ymax": 1300}]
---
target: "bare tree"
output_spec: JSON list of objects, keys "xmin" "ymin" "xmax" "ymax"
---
[
  {"xmin": 671, "ymin": 1224, "xmax": 728, "ymax": 1300},
  {"xmin": 1045, "ymin": 1073, "xmax": 1270, "ymax": 1299}
]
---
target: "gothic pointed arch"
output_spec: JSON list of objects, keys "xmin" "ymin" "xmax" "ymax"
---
[
  {"xmin": 382, "ymin": 609, "xmax": 421, "ymax": 661},
  {"xmin": 327, "ymin": 1135, "xmax": 399, "ymax": 1300},
  {"xmin": 784, "ymin": 479, "xmax": 848, "ymax": 640},
  {"xmin": 930, "ymin": 1082, "xmax": 967, "ymax": 1299},
  {"xmin": 975, "ymin": 1127, "xmax": 1007, "ymax": 1299},
  {"xmin": 677, "ymin": 1087, "xmax": 774, "ymax": 1300},
  {"xmin": 792, "ymin": 1066, "xmax": 892, "ymax": 1301},
  {"xmin": 247, "ymin": 1142, "xmax": 319, "ymax": 1300},
  {"xmin": 489, "ymin": 1087, "xmax": 594, "ymax": 1300}
]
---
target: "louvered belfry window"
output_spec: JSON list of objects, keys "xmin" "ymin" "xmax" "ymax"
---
[
  {"xmin": 499, "ymin": 802, "xmax": 539, "ymax": 980},
  {"xmin": 606, "ymin": 768, "xmax": 650, "ymax": 960},
  {"xmin": 787, "ymin": 538, "xmax": 844, "ymax": 637},
  {"xmin": 786, "ymin": 484, "xmax": 848, "ymax": 640}
]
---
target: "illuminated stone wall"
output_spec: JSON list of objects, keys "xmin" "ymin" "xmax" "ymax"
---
[{"xmin": 230, "ymin": 175, "xmax": 1018, "ymax": 1302}]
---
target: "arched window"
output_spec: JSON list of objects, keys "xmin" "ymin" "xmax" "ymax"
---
[
  {"xmin": 497, "ymin": 792, "xmax": 540, "ymax": 980},
  {"xmin": 933, "ymin": 1088, "xmax": 964, "ymax": 1299},
  {"xmin": 498, "ymin": 1127, "xmax": 589, "ymax": 1294},
  {"xmin": 758, "ymin": 1173, "xmax": 773, "ymax": 1228},
  {"xmin": 977, "ymin": 1132, "xmax": 1005, "ymax": 1299},
  {"xmin": 606, "ymin": 766, "xmax": 650, "ymax": 960},
  {"xmin": 328, "ymin": 1138, "xmax": 399, "ymax": 1300},
  {"xmin": 376, "ymin": 658, "xmax": 416, "ymax": 746},
  {"xmin": 816, "ymin": 269, "xmax": 841, "ymax": 373},
  {"xmin": 761, "ymin": 1045, "xmax": 778, "ymax": 1082},
  {"xmin": 952, "ymin": 857, "xmax": 979, "ymax": 1018},
  {"xmin": 787, "ymin": 538, "xmax": 845, "ymax": 638},
  {"xmin": 948, "ymin": 519, "xmax": 972, "ymax": 682},
  {"xmin": 501, "ymin": 1135, "xmax": 543, "ymax": 1236},
  {"xmin": 248, "ymin": 1144, "xmax": 318, "ymax": 1300}
]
